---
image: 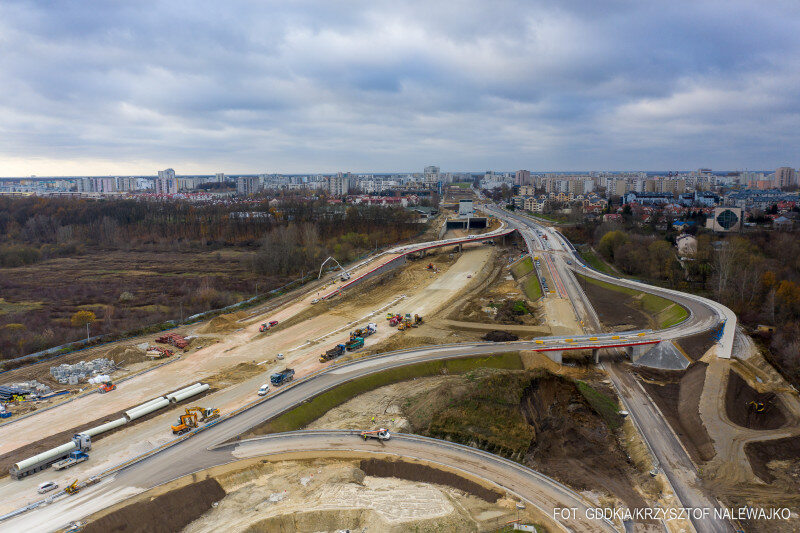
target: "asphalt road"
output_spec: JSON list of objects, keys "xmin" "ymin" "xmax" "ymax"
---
[
  {"xmin": 490, "ymin": 205, "xmax": 734, "ymax": 533},
  {"xmin": 6, "ymin": 205, "xmax": 737, "ymax": 532}
]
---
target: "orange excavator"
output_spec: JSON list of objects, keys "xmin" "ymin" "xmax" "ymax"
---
[{"xmin": 171, "ymin": 406, "xmax": 220, "ymax": 435}]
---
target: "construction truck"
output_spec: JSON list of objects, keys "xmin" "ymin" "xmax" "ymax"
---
[
  {"xmin": 360, "ymin": 428, "xmax": 391, "ymax": 441},
  {"xmin": 350, "ymin": 323, "xmax": 377, "ymax": 340},
  {"xmin": 346, "ymin": 337, "xmax": 364, "ymax": 351},
  {"xmin": 270, "ymin": 368, "xmax": 295, "ymax": 386},
  {"xmin": 320, "ymin": 344, "xmax": 346, "ymax": 363},
  {"xmin": 98, "ymin": 381, "xmax": 116, "ymax": 394},
  {"xmin": 52, "ymin": 450, "xmax": 89, "ymax": 471},
  {"xmin": 259, "ymin": 320, "xmax": 279, "ymax": 332},
  {"xmin": 389, "ymin": 314, "xmax": 402, "ymax": 327},
  {"xmin": 413, "ymin": 314, "xmax": 423, "ymax": 326}
]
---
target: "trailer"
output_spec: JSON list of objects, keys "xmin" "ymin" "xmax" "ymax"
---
[
  {"xmin": 345, "ymin": 337, "xmax": 364, "ymax": 351},
  {"xmin": 9, "ymin": 433, "xmax": 91, "ymax": 480},
  {"xmin": 52, "ymin": 450, "xmax": 89, "ymax": 471}
]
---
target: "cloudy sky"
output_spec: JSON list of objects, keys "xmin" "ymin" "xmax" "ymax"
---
[{"xmin": 1, "ymin": 1, "xmax": 798, "ymax": 175}]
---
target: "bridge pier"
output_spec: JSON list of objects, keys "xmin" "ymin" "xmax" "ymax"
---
[
  {"xmin": 592, "ymin": 348, "xmax": 599, "ymax": 364},
  {"xmin": 544, "ymin": 350, "xmax": 562, "ymax": 364}
]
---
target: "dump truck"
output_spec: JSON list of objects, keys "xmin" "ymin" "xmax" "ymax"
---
[
  {"xmin": 345, "ymin": 337, "xmax": 364, "ymax": 351},
  {"xmin": 320, "ymin": 344, "xmax": 346, "ymax": 363},
  {"xmin": 52, "ymin": 451, "xmax": 89, "ymax": 471},
  {"xmin": 270, "ymin": 368, "xmax": 295, "ymax": 386},
  {"xmin": 360, "ymin": 428, "xmax": 391, "ymax": 441}
]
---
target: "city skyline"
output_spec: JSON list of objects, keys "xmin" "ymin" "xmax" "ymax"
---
[{"xmin": 1, "ymin": 1, "xmax": 799, "ymax": 175}]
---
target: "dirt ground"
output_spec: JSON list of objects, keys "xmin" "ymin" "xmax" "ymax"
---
[
  {"xmin": 634, "ymin": 363, "xmax": 716, "ymax": 463},
  {"xmin": 311, "ymin": 368, "xmax": 653, "ymax": 512},
  {"xmin": 725, "ymin": 370, "xmax": 787, "ymax": 430},
  {"xmin": 177, "ymin": 458, "xmax": 526, "ymax": 533},
  {"xmin": 575, "ymin": 276, "xmax": 649, "ymax": 331},
  {"xmin": 673, "ymin": 330, "xmax": 716, "ymax": 362}
]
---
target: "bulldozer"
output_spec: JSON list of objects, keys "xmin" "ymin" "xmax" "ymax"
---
[{"xmin": 171, "ymin": 406, "xmax": 220, "ymax": 435}]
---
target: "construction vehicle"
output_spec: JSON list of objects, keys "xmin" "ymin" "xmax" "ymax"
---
[
  {"xmin": 98, "ymin": 381, "xmax": 116, "ymax": 394},
  {"xmin": 10, "ymin": 433, "xmax": 91, "ymax": 479},
  {"xmin": 386, "ymin": 313, "xmax": 395, "ymax": 320},
  {"xmin": 146, "ymin": 346, "xmax": 174, "ymax": 359},
  {"xmin": 397, "ymin": 323, "xmax": 407, "ymax": 331},
  {"xmin": 259, "ymin": 320, "xmax": 279, "ymax": 332},
  {"xmin": 52, "ymin": 450, "xmax": 89, "ymax": 471},
  {"xmin": 426, "ymin": 263, "xmax": 435, "ymax": 270},
  {"xmin": 171, "ymin": 406, "xmax": 220, "ymax": 434},
  {"xmin": 65, "ymin": 480, "xmax": 80, "ymax": 495},
  {"xmin": 350, "ymin": 323, "xmax": 377, "ymax": 340},
  {"xmin": 340, "ymin": 271, "xmax": 351, "ymax": 281},
  {"xmin": 346, "ymin": 337, "xmax": 364, "ymax": 351},
  {"xmin": 360, "ymin": 428, "xmax": 391, "ymax": 441},
  {"xmin": 270, "ymin": 368, "xmax": 295, "ymax": 386},
  {"xmin": 413, "ymin": 314, "xmax": 423, "ymax": 326},
  {"xmin": 320, "ymin": 344, "xmax": 347, "ymax": 363},
  {"xmin": 748, "ymin": 400, "xmax": 766, "ymax": 412},
  {"xmin": 389, "ymin": 314, "xmax": 402, "ymax": 327}
]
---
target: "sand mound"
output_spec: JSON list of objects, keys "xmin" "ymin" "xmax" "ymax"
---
[
  {"xmin": 105, "ymin": 344, "xmax": 146, "ymax": 365},
  {"xmin": 200, "ymin": 314, "xmax": 240, "ymax": 334}
]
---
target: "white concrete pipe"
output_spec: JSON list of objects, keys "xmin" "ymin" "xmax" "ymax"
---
[
  {"xmin": 166, "ymin": 383, "xmax": 203, "ymax": 402},
  {"xmin": 82, "ymin": 417, "xmax": 127, "ymax": 437},
  {"xmin": 169, "ymin": 383, "xmax": 210, "ymax": 403},
  {"xmin": 125, "ymin": 398, "xmax": 171, "ymax": 421},
  {"xmin": 14, "ymin": 441, "xmax": 77, "ymax": 472}
]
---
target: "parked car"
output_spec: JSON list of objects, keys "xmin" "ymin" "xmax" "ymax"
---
[
  {"xmin": 276, "ymin": 353, "xmax": 285, "ymax": 360},
  {"xmin": 37, "ymin": 481, "xmax": 58, "ymax": 494},
  {"xmin": 257, "ymin": 384, "xmax": 270, "ymax": 396}
]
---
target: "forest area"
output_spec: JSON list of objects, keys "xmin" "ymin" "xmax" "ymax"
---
[
  {"xmin": 0, "ymin": 196, "xmax": 421, "ymax": 362},
  {"xmin": 562, "ymin": 218, "xmax": 800, "ymax": 386}
]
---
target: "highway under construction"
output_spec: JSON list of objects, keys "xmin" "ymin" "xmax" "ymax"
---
[{"xmin": 1, "ymin": 200, "xmax": 799, "ymax": 533}]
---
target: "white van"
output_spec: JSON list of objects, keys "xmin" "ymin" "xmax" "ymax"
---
[{"xmin": 257, "ymin": 384, "xmax": 270, "ymax": 396}]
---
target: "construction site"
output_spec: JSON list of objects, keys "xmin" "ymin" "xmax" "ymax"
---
[{"xmin": 1, "ymin": 193, "xmax": 799, "ymax": 533}]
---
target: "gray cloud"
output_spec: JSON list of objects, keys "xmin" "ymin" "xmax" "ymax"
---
[{"xmin": 0, "ymin": 0, "xmax": 798, "ymax": 175}]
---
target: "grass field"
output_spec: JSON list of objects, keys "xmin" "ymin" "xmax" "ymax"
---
[
  {"xmin": 524, "ymin": 275, "xmax": 543, "ymax": 300},
  {"xmin": 451, "ymin": 182, "xmax": 473, "ymax": 189},
  {"xmin": 577, "ymin": 274, "xmax": 688, "ymax": 328},
  {"xmin": 249, "ymin": 353, "xmax": 524, "ymax": 434},
  {"xmin": 578, "ymin": 248, "xmax": 617, "ymax": 275},
  {"xmin": 576, "ymin": 380, "xmax": 622, "ymax": 430},
  {"xmin": 510, "ymin": 257, "xmax": 533, "ymax": 278}
]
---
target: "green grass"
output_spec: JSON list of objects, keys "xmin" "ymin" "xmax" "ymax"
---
[
  {"xmin": 510, "ymin": 257, "xmax": 533, "ymax": 279},
  {"xmin": 576, "ymin": 380, "xmax": 621, "ymax": 430},
  {"xmin": 250, "ymin": 353, "xmax": 524, "ymax": 434},
  {"xmin": 657, "ymin": 304, "xmax": 689, "ymax": 328},
  {"xmin": 578, "ymin": 249, "xmax": 617, "ymax": 275},
  {"xmin": 451, "ymin": 182, "xmax": 473, "ymax": 189},
  {"xmin": 0, "ymin": 298, "xmax": 43, "ymax": 316},
  {"xmin": 527, "ymin": 211, "xmax": 566, "ymax": 223},
  {"xmin": 524, "ymin": 275, "xmax": 543, "ymax": 300}
]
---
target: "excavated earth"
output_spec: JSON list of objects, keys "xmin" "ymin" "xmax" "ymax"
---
[{"xmin": 724, "ymin": 370, "xmax": 787, "ymax": 430}]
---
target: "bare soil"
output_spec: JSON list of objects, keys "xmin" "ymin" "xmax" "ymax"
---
[
  {"xmin": 674, "ymin": 330, "xmax": 716, "ymax": 362},
  {"xmin": 725, "ymin": 370, "xmax": 787, "ymax": 430},
  {"xmin": 359, "ymin": 458, "xmax": 502, "ymax": 502},
  {"xmin": 576, "ymin": 276, "xmax": 649, "ymax": 331},
  {"xmin": 83, "ymin": 477, "xmax": 225, "ymax": 533},
  {"xmin": 745, "ymin": 436, "xmax": 800, "ymax": 484},
  {"xmin": 634, "ymin": 363, "xmax": 716, "ymax": 463}
]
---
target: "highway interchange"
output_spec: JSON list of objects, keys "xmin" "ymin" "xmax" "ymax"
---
[{"xmin": 5, "ymin": 204, "xmax": 739, "ymax": 532}]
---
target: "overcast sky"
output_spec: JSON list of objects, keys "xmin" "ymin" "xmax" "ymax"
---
[{"xmin": 1, "ymin": 1, "xmax": 798, "ymax": 176}]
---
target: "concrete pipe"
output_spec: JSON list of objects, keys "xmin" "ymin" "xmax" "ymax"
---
[
  {"xmin": 169, "ymin": 383, "xmax": 210, "ymax": 403},
  {"xmin": 125, "ymin": 398, "xmax": 171, "ymax": 421},
  {"xmin": 14, "ymin": 441, "xmax": 77, "ymax": 472},
  {"xmin": 82, "ymin": 417, "xmax": 127, "ymax": 437},
  {"xmin": 166, "ymin": 383, "xmax": 203, "ymax": 402}
]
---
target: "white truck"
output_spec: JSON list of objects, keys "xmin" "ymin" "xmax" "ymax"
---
[
  {"xmin": 52, "ymin": 450, "xmax": 89, "ymax": 471},
  {"xmin": 360, "ymin": 428, "xmax": 391, "ymax": 441}
]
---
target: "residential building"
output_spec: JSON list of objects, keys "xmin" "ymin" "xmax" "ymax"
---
[
  {"xmin": 236, "ymin": 176, "xmax": 262, "ymax": 195},
  {"xmin": 326, "ymin": 172, "xmax": 351, "ymax": 196},
  {"xmin": 423, "ymin": 166, "xmax": 440, "ymax": 184},
  {"xmin": 156, "ymin": 168, "xmax": 178, "ymax": 195},
  {"xmin": 776, "ymin": 167, "xmax": 797, "ymax": 188},
  {"xmin": 514, "ymin": 170, "xmax": 531, "ymax": 186}
]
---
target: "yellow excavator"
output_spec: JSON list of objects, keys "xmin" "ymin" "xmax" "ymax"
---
[
  {"xmin": 171, "ymin": 406, "xmax": 220, "ymax": 435},
  {"xmin": 65, "ymin": 480, "xmax": 80, "ymax": 495},
  {"xmin": 747, "ymin": 400, "xmax": 766, "ymax": 412}
]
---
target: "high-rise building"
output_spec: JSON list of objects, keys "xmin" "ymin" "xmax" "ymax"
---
[
  {"xmin": 215, "ymin": 173, "xmax": 226, "ymax": 183},
  {"xmin": 514, "ymin": 170, "xmax": 531, "ymax": 186},
  {"xmin": 423, "ymin": 166, "xmax": 440, "ymax": 184},
  {"xmin": 236, "ymin": 176, "xmax": 262, "ymax": 195},
  {"xmin": 156, "ymin": 168, "xmax": 178, "ymax": 194},
  {"xmin": 775, "ymin": 167, "xmax": 797, "ymax": 188},
  {"xmin": 326, "ymin": 172, "xmax": 351, "ymax": 196}
]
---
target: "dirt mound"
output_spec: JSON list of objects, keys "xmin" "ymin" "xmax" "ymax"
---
[
  {"xmin": 200, "ymin": 313, "xmax": 240, "ymax": 334},
  {"xmin": 83, "ymin": 478, "xmax": 225, "ymax": 533},
  {"xmin": 105, "ymin": 344, "xmax": 146, "ymax": 365},
  {"xmin": 360, "ymin": 458, "xmax": 502, "ymax": 502},
  {"xmin": 482, "ymin": 330, "xmax": 519, "ymax": 342},
  {"xmin": 725, "ymin": 370, "xmax": 786, "ymax": 430},
  {"xmin": 205, "ymin": 362, "xmax": 264, "ymax": 388},
  {"xmin": 637, "ymin": 363, "xmax": 716, "ymax": 462},
  {"xmin": 745, "ymin": 435, "xmax": 800, "ymax": 484}
]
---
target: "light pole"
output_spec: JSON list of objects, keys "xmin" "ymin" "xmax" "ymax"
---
[{"xmin": 85, "ymin": 322, "xmax": 90, "ymax": 341}]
